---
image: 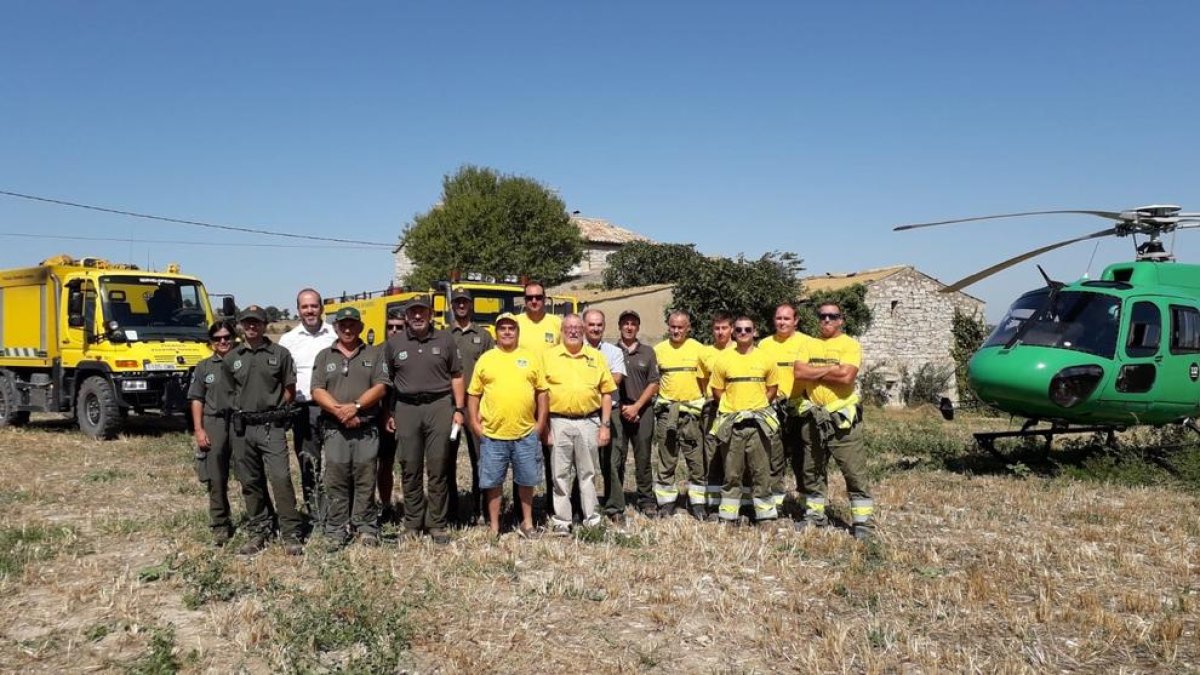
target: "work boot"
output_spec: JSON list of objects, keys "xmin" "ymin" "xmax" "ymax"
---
[
  {"xmin": 430, "ymin": 529, "xmax": 451, "ymax": 545},
  {"xmin": 212, "ymin": 527, "xmax": 233, "ymax": 548},
  {"xmin": 238, "ymin": 535, "xmax": 268, "ymax": 556},
  {"xmin": 282, "ymin": 539, "xmax": 305, "ymax": 556},
  {"xmin": 657, "ymin": 503, "xmax": 676, "ymax": 519},
  {"xmin": 607, "ymin": 512, "xmax": 626, "ymax": 526},
  {"xmin": 359, "ymin": 533, "xmax": 380, "ymax": 547},
  {"xmin": 638, "ymin": 503, "xmax": 658, "ymax": 519},
  {"xmin": 852, "ymin": 525, "xmax": 875, "ymax": 541},
  {"xmin": 794, "ymin": 515, "xmax": 830, "ymax": 532},
  {"xmin": 689, "ymin": 504, "xmax": 707, "ymax": 521}
]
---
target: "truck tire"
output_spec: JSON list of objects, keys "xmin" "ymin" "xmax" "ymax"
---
[
  {"xmin": 0, "ymin": 375, "xmax": 31, "ymax": 428},
  {"xmin": 77, "ymin": 376, "xmax": 122, "ymax": 440}
]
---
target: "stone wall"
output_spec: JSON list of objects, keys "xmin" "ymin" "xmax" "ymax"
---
[{"xmin": 858, "ymin": 268, "xmax": 985, "ymax": 404}]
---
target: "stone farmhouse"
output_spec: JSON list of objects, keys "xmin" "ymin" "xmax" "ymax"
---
[
  {"xmin": 801, "ymin": 265, "xmax": 986, "ymax": 404},
  {"xmin": 392, "ymin": 214, "xmax": 648, "ymax": 286}
]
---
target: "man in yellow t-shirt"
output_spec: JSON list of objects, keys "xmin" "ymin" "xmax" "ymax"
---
[
  {"xmin": 467, "ymin": 313, "xmax": 549, "ymax": 538},
  {"xmin": 699, "ymin": 311, "xmax": 735, "ymax": 514},
  {"xmin": 756, "ymin": 302, "xmax": 817, "ymax": 509},
  {"xmin": 709, "ymin": 316, "xmax": 780, "ymax": 524},
  {"xmin": 515, "ymin": 281, "xmax": 562, "ymax": 356},
  {"xmin": 793, "ymin": 302, "xmax": 873, "ymax": 539},
  {"xmin": 651, "ymin": 311, "xmax": 709, "ymax": 518},
  {"xmin": 541, "ymin": 314, "xmax": 617, "ymax": 534}
]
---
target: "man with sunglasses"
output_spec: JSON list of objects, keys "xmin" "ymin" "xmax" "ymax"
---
[
  {"xmin": 311, "ymin": 307, "xmax": 390, "ymax": 549},
  {"xmin": 708, "ymin": 316, "xmax": 781, "ymax": 525},
  {"xmin": 278, "ymin": 288, "xmax": 336, "ymax": 525},
  {"xmin": 515, "ymin": 282, "xmax": 561, "ymax": 355},
  {"xmin": 793, "ymin": 303, "xmax": 873, "ymax": 539},
  {"xmin": 449, "ymin": 289, "xmax": 495, "ymax": 524},
  {"xmin": 384, "ymin": 297, "xmax": 466, "ymax": 545},
  {"xmin": 757, "ymin": 303, "xmax": 817, "ymax": 511},
  {"xmin": 652, "ymin": 311, "xmax": 709, "ymax": 518},
  {"xmin": 376, "ymin": 308, "xmax": 406, "ymax": 522}
]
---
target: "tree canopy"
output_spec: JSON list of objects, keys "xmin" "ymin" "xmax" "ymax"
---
[
  {"xmin": 796, "ymin": 284, "xmax": 872, "ymax": 338},
  {"xmin": 401, "ymin": 165, "xmax": 584, "ymax": 288}
]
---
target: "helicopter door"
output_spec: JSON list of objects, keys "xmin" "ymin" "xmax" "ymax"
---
[
  {"xmin": 1103, "ymin": 300, "xmax": 1162, "ymax": 416},
  {"xmin": 1159, "ymin": 304, "xmax": 1200, "ymax": 414}
]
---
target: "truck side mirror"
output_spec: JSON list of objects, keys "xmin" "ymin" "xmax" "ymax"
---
[
  {"xmin": 222, "ymin": 296, "xmax": 237, "ymax": 318},
  {"xmin": 68, "ymin": 314, "xmax": 85, "ymax": 328}
]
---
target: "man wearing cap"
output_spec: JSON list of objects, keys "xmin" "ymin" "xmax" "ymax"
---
[
  {"xmin": 652, "ymin": 311, "xmax": 709, "ymax": 518},
  {"xmin": 383, "ymin": 296, "xmax": 466, "ymax": 545},
  {"xmin": 311, "ymin": 307, "xmax": 390, "ymax": 549},
  {"xmin": 608, "ymin": 310, "xmax": 660, "ymax": 520},
  {"xmin": 449, "ymin": 289, "xmax": 495, "ymax": 524},
  {"xmin": 542, "ymin": 314, "xmax": 617, "ymax": 534},
  {"xmin": 278, "ymin": 288, "xmax": 336, "ymax": 523},
  {"xmin": 467, "ymin": 312, "xmax": 548, "ymax": 538},
  {"xmin": 227, "ymin": 305, "xmax": 303, "ymax": 556},
  {"xmin": 376, "ymin": 307, "xmax": 406, "ymax": 522},
  {"xmin": 756, "ymin": 302, "xmax": 816, "ymax": 511}
]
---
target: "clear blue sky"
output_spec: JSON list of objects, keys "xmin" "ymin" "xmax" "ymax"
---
[{"xmin": 2, "ymin": 1, "xmax": 1198, "ymax": 320}]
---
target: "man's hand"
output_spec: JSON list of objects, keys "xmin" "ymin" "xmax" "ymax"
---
[
  {"xmin": 385, "ymin": 414, "xmax": 396, "ymax": 433},
  {"xmin": 539, "ymin": 423, "xmax": 552, "ymax": 446},
  {"xmin": 193, "ymin": 428, "xmax": 211, "ymax": 451},
  {"xmin": 344, "ymin": 416, "xmax": 361, "ymax": 429},
  {"xmin": 620, "ymin": 404, "xmax": 639, "ymax": 423},
  {"xmin": 452, "ymin": 410, "xmax": 465, "ymax": 428},
  {"xmin": 335, "ymin": 403, "xmax": 357, "ymax": 424},
  {"xmin": 598, "ymin": 424, "xmax": 611, "ymax": 446}
]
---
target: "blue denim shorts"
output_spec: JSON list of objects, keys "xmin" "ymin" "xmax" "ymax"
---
[{"xmin": 479, "ymin": 432, "xmax": 543, "ymax": 489}]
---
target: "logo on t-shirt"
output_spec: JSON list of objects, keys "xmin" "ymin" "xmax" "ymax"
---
[
  {"xmin": 204, "ymin": 373, "xmax": 215, "ymax": 384},
  {"xmin": 544, "ymin": 332, "xmax": 554, "ymax": 343},
  {"xmin": 396, "ymin": 351, "xmax": 408, "ymax": 362},
  {"xmin": 232, "ymin": 360, "xmax": 243, "ymax": 371},
  {"xmin": 326, "ymin": 363, "xmax": 337, "ymax": 372},
  {"xmin": 516, "ymin": 359, "xmax": 529, "ymax": 368}
]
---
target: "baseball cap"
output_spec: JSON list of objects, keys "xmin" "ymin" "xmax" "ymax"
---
[
  {"xmin": 618, "ymin": 309, "xmax": 641, "ymax": 324},
  {"xmin": 495, "ymin": 312, "xmax": 519, "ymax": 326},
  {"xmin": 332, "ymin": 306, "xmax": 362, "ymax": 323},
  {"xmin": 451, "ymin": 289, "xmax": 472, "ymax": 302},
  {"xmin": 238, "ymin": 305, "xmax": 268, "ymax": 323},
  {"xmin": 406, "ymin": 296, "xmax": 431, "ymax": 310}
]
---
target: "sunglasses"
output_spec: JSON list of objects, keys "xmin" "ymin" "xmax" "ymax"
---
[
  {"xmin": 211, "ymin": 335, "xmax": 233, "ymax": 343},
  {"xmin": 524, "ymin": 294, "xmax": 545, "ymax": 301},
  {"xmin": 733, "ymin": 326, "xmax": 754, "ymax": 334},
  {"xmin": 341, "ymin": 358, "xmax": 350, "ymax": 376},
  {"xmin": 386, "ymin": 323, "xmax": 404, "ymax": 331},
  {"xmin": 818, "ymin": 313, "xmax": 843, "ymax": 321}
]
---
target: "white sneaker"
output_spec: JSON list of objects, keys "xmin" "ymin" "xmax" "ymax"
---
[
  {"xmin": 550, "ymin": 522, "xmax": 572, "ymax": 537},
  {"xmin": 581, "ymin": 514, "xmax": 603, "ymax": 528}
]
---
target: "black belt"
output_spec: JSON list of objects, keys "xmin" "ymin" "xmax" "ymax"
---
[
  {"xmin": 235, "ymin": 408, "xmax": 292, "ymax": 425},
  {"xmin": 395, "ymin": 391, "xmax": 451, "ymax": 405},
  {"xmin": 550, "ymin": 411, "xmax": 600, "ymax": 420}
]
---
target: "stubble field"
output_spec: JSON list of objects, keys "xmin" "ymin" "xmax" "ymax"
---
[{"xmin": 0, "ymin": 409, "xmax": 1197, "ymax": 673}]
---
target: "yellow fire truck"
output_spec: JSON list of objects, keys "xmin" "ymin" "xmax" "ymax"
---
[
  {"xmin": 0, "ymin": 255, "xmax": 232, "ymax": 438},
  {"xmin": 323, "ymin": 275, "xmax": 580, "ymax": 344}
]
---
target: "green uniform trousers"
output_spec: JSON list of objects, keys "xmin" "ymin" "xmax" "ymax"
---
[
  {"xmin": 198, "ymin": 414, "xmax": 233, "ymax": 534},
  {"xmin": 395, "ymin": 399, "xmax": 454, "ymax": 533},
  {"xmin": 653, "ymin": 408, "xmax": 705, "ymax": 507},
  {"xmin": 602, "ymin": 408, "xmax": 655, "ymax": 514},
  {"xmin": 322, "ymin": 423, "xmax": 380, "ymax": 539},
  {"xmin": 799, "ymin": 415, "xmax": 874, "ymax": 528},
  {"xmin": 718, "ymin": 422, "xmax": 776, "ymax": 522},
  {"xmin": 233, "ymin": 421, "xmax": 303, "ymax": 542}
]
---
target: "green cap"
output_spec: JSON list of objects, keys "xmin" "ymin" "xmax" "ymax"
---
[
  {"xmin": 332, "ymin": 306, "xmax": 362, "ymax": 323},
  {"xmin": 238, "ymin": 305, "xmax": 268, "ymax": 323}
]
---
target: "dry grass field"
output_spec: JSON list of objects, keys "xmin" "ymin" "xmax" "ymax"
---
[{"xmin": 0, "ymin": 409, "xmax": 1197, "ymax": 673}]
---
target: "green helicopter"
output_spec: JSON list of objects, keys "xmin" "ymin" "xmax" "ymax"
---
[{"xmin": 897, "ymin": 205, "xmax": 1200, "ymax": 452}]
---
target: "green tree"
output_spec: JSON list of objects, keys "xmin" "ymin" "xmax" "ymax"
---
[
  {"xmin": 401, "ymin": 165, "xmax": 584, "ymax": 288},
  {"xmin": 796, "ymin": 284, "xmax": 873, "ymax": 337},
  {"xmin": 265, "ymin": 305, "xmax": 282, "ymax": 322},
  {"xmin": 603, "ymin": 241, "xmax": 705, "ymax": 289},
  {"xmin": 951, "ymin": 307, "xmax": 989, "ymax": 401},
  {"xmin": 670, "ymin": 251, "xmax": 806, "ymax": 343}
]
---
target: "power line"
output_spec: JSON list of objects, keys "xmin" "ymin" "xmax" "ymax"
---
[
  {"xmin": 0, "ymin": 231, "xmax": 386, "ymax": 250},
  {"xmin": 0, "ymin": 189, "xmax": 397, "ymax": 248}
]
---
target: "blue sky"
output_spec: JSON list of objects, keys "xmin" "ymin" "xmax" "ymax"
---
[{"xmin": 2, "ymin": 1, "xmax": 1197, "ymax": 320}]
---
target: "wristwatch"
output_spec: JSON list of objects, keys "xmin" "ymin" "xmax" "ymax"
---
[
  {"xmin": 353, "ymin": 401, "xmax": 362, "ymax": 411},
  {"xmin": 454, "ymin": 406, "xmax": 466, "ymax": 415}
]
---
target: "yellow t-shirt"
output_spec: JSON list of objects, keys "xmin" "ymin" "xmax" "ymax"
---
[
  {"xmin": 709, "ymin": 347, "xmax": 779, "ymax": 413},
  {"xmin": 542, "ymin": 344, "xmax": 617, "ymax": 416},
  {"xmin": 757, "ymin": 332, "xmax": 816, "ymax": 401},
  {"xmin": 653, "ymin": 338, "xmax": 707, "ymax": 402},
  {"xmin": 796, "ymin": 333, "xmax": 862, "ymax": 407},
  {"xmin": 515, "ymin": 312, "xmax": 562, "ymax": 356},
  {"xmin": 467, "ymin": 346, "xmax": 547, "ymax": 440},
  {"xmin": 700, "ymin": 343, "xmax": 734, "ymax": 397}
]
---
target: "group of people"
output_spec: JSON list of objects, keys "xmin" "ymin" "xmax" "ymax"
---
[{"xmin": 188, "ymin": 281, "xmax": 875, "ymax": 556}]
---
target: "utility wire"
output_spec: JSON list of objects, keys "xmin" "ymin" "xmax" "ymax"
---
[
  {"xmin": 0, "ymin": 231, "xmax": 386, "ymax": 250},
  {"xmin": 0, "ymin": 189, "xmax": 397, "ymax": 248}
]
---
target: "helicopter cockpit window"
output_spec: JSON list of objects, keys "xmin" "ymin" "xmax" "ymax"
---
[
  {"xmin": 1125, "ymin": 302, "xmax": 1161, "ymax": 358},
  {"xmin": 1169, "ymin": 305, "xmax": 1200, "ymax": 354},
  {"xmin": 984, "ymin": 289, "xmax": 1120, "ymax": 359}
]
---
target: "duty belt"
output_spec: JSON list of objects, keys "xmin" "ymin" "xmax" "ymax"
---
[
  {"xmin": 233, "ymin": 407, "xmax": 295, "ymax": 425},
  {"xmin": 653, "ymin": 396, "xmax": 706, "ymax": 432},
  {"xmin": 395, "ymin": 391, "xmax": 451, "ymax": 405}
]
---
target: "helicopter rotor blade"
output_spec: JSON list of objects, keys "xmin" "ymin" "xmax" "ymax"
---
[
  {"xmin": 895, "ymin": 210, "xmax": 1125, "ymax": 232},
  {"xmin": 939, "ymin": 228, "xmax": 1118, "ymax": 293}
]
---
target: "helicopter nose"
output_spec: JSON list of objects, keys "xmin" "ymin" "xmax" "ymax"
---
[{"xmin": 968, "ymin": 348, "xmax": 1103, "ymax": 411}]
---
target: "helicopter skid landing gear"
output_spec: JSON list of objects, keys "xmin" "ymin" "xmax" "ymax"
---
[{"xmin": 974, "ymin": 424, "xmax": 1120, "ymax": 462}]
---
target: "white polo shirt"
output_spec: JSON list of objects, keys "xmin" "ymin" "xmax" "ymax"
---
[
  {"xmin": 278, "ymin": 321, "xmax": 336, "ymax": 402},
  {"xmin": 589, "ymin": 339, "xmax": 626, "ymax": 407}
]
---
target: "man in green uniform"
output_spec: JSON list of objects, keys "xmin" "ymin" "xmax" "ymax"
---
[
  {"xmin": 652, "ymin": 311, "xmax": 709, "ymax": 517},
  {"xmin": 448, "ymin": 289, "xmax": 494, "ymax": 524},
  {"xmin": 311, "ymin": 307, "xmax": 390, "ymax": 549},
  {"xmin": 188, "ymin": 319, "xmax": 238, "ymax": 546},
  {"xmin": 609, "ymin": 310, "xmax": 659, "ymax": 520},
  {"xmin": 384, "ymin": 297, "xmax": 466, "ymax": 545},
  {"xmin": 228, "ymin": 305, "xmax": 302, "ymax": 556}
]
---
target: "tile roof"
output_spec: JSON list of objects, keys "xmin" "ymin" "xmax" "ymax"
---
[
  {"xmin": 800, "ymin": 265, "xmax": 911, "ymax": 294},
  {"xmin": 571, "ymin": 216, "xmax": 650, "ymax": 245}
]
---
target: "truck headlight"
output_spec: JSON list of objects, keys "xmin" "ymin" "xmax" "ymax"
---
[
  {"xmin": 121, "ymin": 379, "xmax": 148, "ymax": 392},
  {"xmin": 1049, "ymin": 365, "xmax": 1103, "ymax": 408}
]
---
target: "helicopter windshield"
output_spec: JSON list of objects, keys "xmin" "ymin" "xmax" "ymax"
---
[{"xmin": 984, "ymin": 289, "xmax": 1121, "ymax": 359}]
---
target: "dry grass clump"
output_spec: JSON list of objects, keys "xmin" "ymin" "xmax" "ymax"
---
[{"xmin": 0, "ymin": 411, "xmax": 1196, "ymax": 672}]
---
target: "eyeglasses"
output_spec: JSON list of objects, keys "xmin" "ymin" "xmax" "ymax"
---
[
  {"xmin": 818, "ymin": 313, "xmax": 843, "ymax": 321},
  {"xmin": 524, "ymin": 294, "xmax": 545, "ymax": 301},
  {"xmin": 733, "ymin": 327, "xmax": 754, "ymax": 334},
  {"xmin": 386, "ymin": 323, "xmax": 404, "ymax": 331},
  {"xmin": 211, "ymin": 335, "xmax": 233, "ymax": 343}
]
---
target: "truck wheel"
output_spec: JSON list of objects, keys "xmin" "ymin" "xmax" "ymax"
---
[
  {"xmin": 0, "ymin": 375, "xmax": 31, "ymax": 427},
  {"xmin": 77, "ymin": 376, "xmax": 122, "ymax": 440}
]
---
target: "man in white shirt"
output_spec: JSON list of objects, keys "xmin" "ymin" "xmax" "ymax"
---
[{"xmin": 278, "ymin": 287, "xmax": 336, "ymax": 523}]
